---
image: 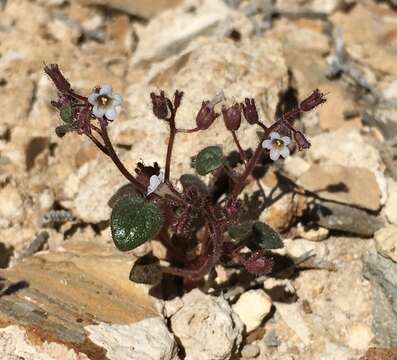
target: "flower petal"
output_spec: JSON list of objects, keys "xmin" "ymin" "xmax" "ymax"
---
[
  {"xmin": 279, "ymin": 146, "xmax": 290, "ymax": 158},
  {"xmin": 99, "ymin": 84, "xmax": 112, "ymax": 95},
  {"xmin": 105, "ymin": 107, "xmax": 117, "ymax": 120},
  {"xmin": 270, "ymin": 131, "xmax": 280, "ymax": 140},
  {"xmin": 269, "ymin": 148, "xmax": 280, "ymax": 161},
  {"xmin": 111, "ymin": 94, "xmax": 123, "ymax": 106},
  {"xmin": 88, "ymin": 93, "xmax": 99, "ymax": 105},
  {"xmin": 262, "ymin": 139, "xmax": 272, "ymax": 149},
  {"xmin": 92, "ymin": 105, "xmax": 105, "ymax": 118},
  {"xmin": 147, "ymin": 175, "xmax": 162, "ymax": 195},
  {"xmin": 281, "ymin": 136, "xmax": 291, "ymax": 145}
]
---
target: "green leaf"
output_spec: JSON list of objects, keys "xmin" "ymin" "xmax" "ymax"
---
[
  {"xmin": 180, "ymin": 174, "xmax": 209, "ymax": 194},
  {"xmin": 194, "ymin": 145, "xmax": 223, "ymax": 176},
  {"xmin": 60, "ymin": 104, "xmax": 73, "ymax": 123},
  {"xmin": 252, "ymin": 222, "xmax": 283, "ymax": 249},
  {"xmin": 111, "ymin": 195, "xmax": 164, "ymax": 252},
  {"xmin": 228, "ymin": 222, "xmax": 254, "ymax": 243}
]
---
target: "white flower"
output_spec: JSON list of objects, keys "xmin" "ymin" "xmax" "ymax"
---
[
  {"xmin": 147, "ymin": 171, "xmax": 165, "ymax": 195},
  {"xmin": 262, "ymin": 131, "xmax": 291, "ymax": 161},
  {"xmin": 88, "ymin": 84, "xmax": 123, "ymax": 120}
]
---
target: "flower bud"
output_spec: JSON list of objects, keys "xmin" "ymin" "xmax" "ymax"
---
[
  {"xmin": 195, "ymin": 101, "xmax": 219, "ymax": 130},
  {"xmin": 241, "ymin": 98, "xmax": 259, "ymax": 124},
  {"xmin": 294, "ymin": 130, "xmax": 311, "ymax": 150},
  {"xmin": 222, "ymin": 104, "xmax": 241, "ymax": 131},
  {"xmin": 44, "ymin": 64, "xmax": 71, "ymax": 93},
  {"xmin": 300, "ymin": 89, "xmax": 326, "ymax": 112},
  {"xmin": 150, "ymin": 91, "xmax": 169, "ymax": 120}
]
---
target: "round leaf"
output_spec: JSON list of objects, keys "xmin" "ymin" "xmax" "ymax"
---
[
  {"xmin": 60, "ymin": 104, "xmax": 73, "ymax": 123},
  {"xmin": 252, "ymin": 222, "xmax": 283, "ymax": 249},
  {"xmin": 194, "ymin": 146, "xmax": 223, "ymax": 176},
  {"xmin": 111, "ymin": 195, "xmax": 163, "ymax": 251}
]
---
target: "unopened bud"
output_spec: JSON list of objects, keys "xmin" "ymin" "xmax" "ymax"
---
[
  {"xmin": 150, "ymin": 91, "xmax": 169, "ymax": 120},
  {"xmin": 195, "ymin": 101, "xmax": 219, "ymax": 130},
  {"xmin": 44, "ymin": 64, "xmax": 71, "ymax": 93},
  {"xmin": 241, "ymin": 98, "xmax": 259, "ymax": 124},
  {"xmin": 222, "ymin": 104, "xmax": 241, "ymax": 131},
  {"xmin": 300, "ymin": 89, "xmax": 326, "ymax": 112},
  {"xmin": 294, "ymin": 130, "xmax": 311, "ymax": 150}
]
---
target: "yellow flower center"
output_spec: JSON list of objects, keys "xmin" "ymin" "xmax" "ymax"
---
[
  {"xmin": 98, "ymin": 95, "xmax": 111, "ymax": 107},
  {"xmin": 271, "ymin": 138, "xmax": 284, "ymax": 148}
]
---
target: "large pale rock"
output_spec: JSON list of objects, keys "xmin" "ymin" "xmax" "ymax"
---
[
  {"xmin": 77, "ymin": 0, "xmax": 182, "ymax": 19},
  {"xmin": 0, "ymin": 241, "xmax": 157, "ymax": 358},
  {"xmin": 170, "ymin": 289, "xmax": 243, "ymax": 360},
  {"xmin": 232, "ymin": 289, "xmax": 272, "ymax": 333},
  {"xmin": 86, "ymin": 318, "xmax": 179, "ymax": 360},
  {"xmin": 132, "ymin": 0, "xmax": 235, "ymax": 65},
  {"xmin": 299, "ymin": 164, "xmax": 382, "ymax": 211},
  {"xmin": 307, "ymin": 129, "xmax": 387, "ymax": 205}
]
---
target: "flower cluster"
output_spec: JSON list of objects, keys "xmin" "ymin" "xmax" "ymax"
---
[{"xmin": 45, "ymin": 63, "xmax": 326, "ymax": 286}]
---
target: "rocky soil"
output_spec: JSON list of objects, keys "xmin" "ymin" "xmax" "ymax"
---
[{"xmin": 0, "ymin": 0, "xmax": 397, "ymax": 359}]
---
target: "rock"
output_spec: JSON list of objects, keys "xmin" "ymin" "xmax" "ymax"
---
[
  {"xmin": 319, "ymin": 342, "xmax": 354, "ymax": 360},
  {"xmin": 384, "ymin": 179, "xmax": 397, "ymax": 225},
  {"xmin": 295, "ymin": 223, "xmax": 329, "ymax": 242},
  {"xmin": 360, "ymin": 347, "xmax": 397, "ymax": 360},
  {"xmin": 241, "ymin": 343, "xmax": 260, "ymax": 358},
  {"xmin": 331, "ymin": 3, "xmax": 397, "ymax": 77},
  {"xmin": 232, "ymin": 290, "xmax": 272, "ymax": 333},
  {"xmin": 274, "ymin": 302, "xmax": 311, "ymax": 345},
  {"xmin": 263, "ymin": 330, "xmax": 280, "ymax": 348},
  {"xmin": 346, "ymin": 322, "xmax": 373, "ymax": 351},
  {"xmin": 313, "ymin": 201, "xmax": 384, "ymax": 237},
  {"xmin": 260, "ymin": 192, "xmax": 307, "ymax": 232},
  {"xmin": 0, "ymin": 325, "xmax": 87, "ymax": 360},
  {"xmin": 132, "ymin": 0, "xmax": 235, "ymax": 65},
  {"xmin": 283, "ymin": 156, "xmax": 311, "ymax": 179},
  {"xmin": 307, "ymin": 129, "xmax": 386, "ymax": 204},
  {"xmin": 170, "ymin": 289, "xmax": 243, "ymax": 360},
  {"xmin": 64, "ymin": 158, "xmax": 128, "ymax": 223},
  {"xmin": 363, "ymin": 251, "xmax": 397, "ymax": 346},
  {"xmin": 299, "ymin": 164, "xmax": 382, "ymax": 211},
  {"xmin": 374, "ymin": 225, "xmax": 397, "ymax": 262},
  {"xmin": 0, "ymin": 185, "xmax": 24, "ymax": 222},
  {"xmin": 77, "ymin": 0, "xmax": 182, "ymax": 19},
  {"xmin": 277, "ymin": 0, "xmax": 344, "ymax": 14},
  {"xmin": 383, "ymin": 80, "xmax": 397, "ymax": 101},
  {"xmin": 0, "ymin": 240, "xmax": 158, "ymax": 358},
  {"xmin": 86, "ymin": 318, "xmax": 179, "ymax": 360}
]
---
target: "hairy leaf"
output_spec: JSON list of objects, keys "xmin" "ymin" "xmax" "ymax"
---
[
  {"xmin": 252, "ymin": 222, "xmax": 283, "ymax": 249},
  {"xmin": 111, "ymin": 195, "xmax": 163, "ymax": 251},
  {"xmin": 194, "ymin": 145, "xmax": 223, "ymax": 176}
]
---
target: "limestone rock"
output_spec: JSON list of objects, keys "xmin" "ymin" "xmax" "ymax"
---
[
  {"xmin": 364, "ymin": 251, "xmax": 397, "ymax": 347},
  {"xmin": 232, "ymin": 289, "xmax": 272, "ymax": 333},
  {"xmin": 384, "ymin": 179, "xmax": 397, "ymax": 225},
  {"xmin": 86, "ymin": 318, "xmax": 179, "ymax": 360},
  {"xmin": 170, "ymin": 289, "xmax": 243, "ymax": 360},
  {"xmin": 299, "ymin": 164, "xmax": 381, "ymax": 211},
  {"xmin": 313, "ymin": 201, "xmax": 384, "ymax": 237},
  {"xmin": 0, "ymin": 185, "xmax": 24, "ymax": 222},
  {"xmin": 374, "ymin": 225, "xmax": 397, "ymax": 263},
  {"xmin": 77, "ymin": 0, "xmax": 182, "ymax": 19},
  {"xmin": 0, "ymin": 240, "xmax": 157, "ymax": 358}
]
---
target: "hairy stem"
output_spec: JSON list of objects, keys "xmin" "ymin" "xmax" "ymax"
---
[
  {"xmin": 231, "ymin": 130, "xmax": 246, "ymax": 163},
  {"xmin": 99, "ymin": 121, "xmax": 145, "ymax": 192}
]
